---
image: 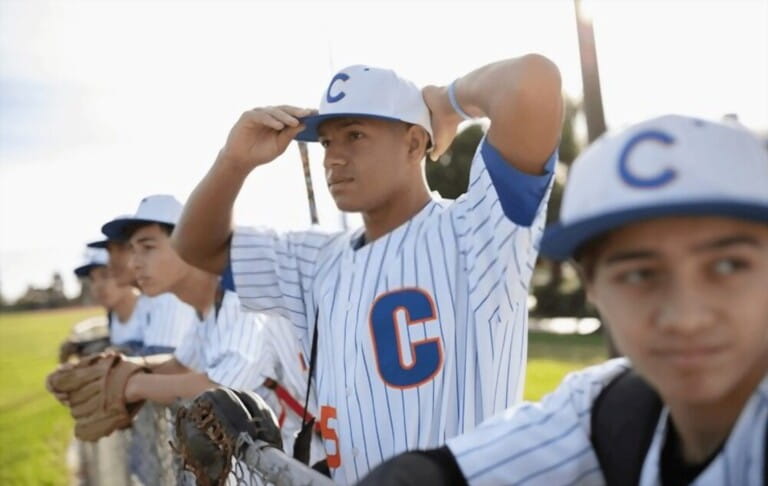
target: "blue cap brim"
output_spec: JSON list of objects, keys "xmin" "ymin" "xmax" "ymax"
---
[
  {"xmin": 102, "ymin": 218, "xmax": 173, "ymax": 240},
  {"xmin": 540, "ymin": 201, "xmax": 768, "ymax": 261},
  {"xmin": 295, "ymin": 113, "xmax": 404, "ymax": 142},
  {"xmin": 74, "ymin": 263, "xmax": 105, "ymax": 277},
  {"xmin": 86, "ymin": 239, "xmax": 110, "ymax": 249}
]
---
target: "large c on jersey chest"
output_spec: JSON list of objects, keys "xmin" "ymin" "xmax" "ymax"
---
[{"xmin": 368, "ymin": 287, "xmax": 444, "ymax": 388}]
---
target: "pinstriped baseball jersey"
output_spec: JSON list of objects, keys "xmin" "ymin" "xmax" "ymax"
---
[
  {"xmin": 231, "ymin": 138, "xmax": 554, "ymax": 483},
  {"xmin": 108, "ymin": 304, "xmax": 146, "ymax": 348},
  {"xmin": 141, "ymin": 293, "xmax": 196, "ymax": 351},
  {"xmin": 173, "ymin": 290, "xmax": 267, "ymax": 391},
  {"xmin": 447, "ymin": 358, "xmax": 768, "ymax": 486},
  {"xmin": 252, "ymin": 314, "xmax": 326, "ymax": 465}
]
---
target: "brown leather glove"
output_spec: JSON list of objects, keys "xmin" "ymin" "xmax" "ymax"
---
[{"xmin": 49, "ymin": 352, "xmax": 148, "ymax": 441}]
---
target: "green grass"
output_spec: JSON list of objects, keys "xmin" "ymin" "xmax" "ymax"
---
[
  {"xmin": 524, "ymin": 331, "xmax": 608, "ymax": 400},
  {"xmin": 0, "ymin": 309, "xmax": 608, "ymax": 485},
  {"xmin": 0, "ymin": 307, "xmax": 100, "ymax": 486}
]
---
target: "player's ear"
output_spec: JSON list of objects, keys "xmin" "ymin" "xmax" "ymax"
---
[{"xmin": 406, "ymin": 125, "xmax": 430, "ymax": 163}]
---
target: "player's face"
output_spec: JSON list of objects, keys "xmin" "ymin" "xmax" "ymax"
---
[
  {"xmin": 106, "ymin": 240, "xmax": 136, "ymax": 286},
  {"xmin": 128, "ymin": 224, "xmax": 188, "ymax": 297},
  {"xmin": 318, "ymin": 117, "xmax": 423, "ymax": 213},
  {"xmin": 88, "ymin": 265, "xmax": 124, "ymax": 309},
  {"xmin": 586, "ymin": 216, "xmax": 768, "ymax": 407}
]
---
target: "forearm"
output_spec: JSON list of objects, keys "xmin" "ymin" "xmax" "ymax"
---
[
  {"xmin": 124, "ymin": 354, "xmax": 184, "ymax": 373},
  {"xmin": 454, "ymin": 54, "xmax": 562, "ymax": 173},
  {"xmin": 125, "ymin": 371, "xmax": 217, "ymax": 405},
  {"xmin": 172, "ymin": 155, "xmax": 248, "ymax": 274}
]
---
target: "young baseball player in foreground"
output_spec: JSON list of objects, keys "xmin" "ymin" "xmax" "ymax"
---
[
  {"xmin": 357, "ymin": 114, "xmax": 768, "ymax": 486},
  {"xmin": 173, "ymin": 55, "xmax": 562, "ymax": 483}
]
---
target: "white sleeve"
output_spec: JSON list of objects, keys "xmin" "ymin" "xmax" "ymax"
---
[
  {"xmin": 447, "ymin": 359, "xmax": 631, "ymax": 486},
  {"xmin": 173, "ymin": 325, "xmax": 203, "ymax": 371},
  {"xmin": 203, "ymin": 295, "xmax": 271, "ymax": 391},
  {"xmin": 144, "ymin": 293, "xmax": 196, "ymax": 349},
  {"xmin": 452, "ymin": 138, "xmax": 556, "ymax": 301},
  {"xmin": 230, "ymin": 227, "xmax": 334, "ymax": 345}
]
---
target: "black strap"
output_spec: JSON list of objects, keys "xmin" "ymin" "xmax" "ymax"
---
[
  {"xmin": 293, "ymin": 310, "xmax": 319, "ymax": 464},
  {"xmin": 591, "ymin": 368, "xmax": 663, "ymax": 486},
  {"xmin": 764, "ymin": 417, "xmax": 768, "ymax": 484}
]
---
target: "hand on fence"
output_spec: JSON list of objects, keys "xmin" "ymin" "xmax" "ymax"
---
[
  {"xmin": 46, "ymin": 351, "xmax": 149, "ymax": 441},
  {"xmin": 172, "ymin": 387, "xmax": 283, "ymax": 486}
]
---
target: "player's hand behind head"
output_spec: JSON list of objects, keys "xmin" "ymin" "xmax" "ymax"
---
[
  {"xmin": 220, "ymin": 106, "xmax": 316, "ymax": 172},
  {"xmin": 422, "ymin": 85, "xmax": 461, "ymax": 161}
]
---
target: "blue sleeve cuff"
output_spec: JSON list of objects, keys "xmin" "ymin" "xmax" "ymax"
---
[
  {"xmin": 221, "ymin": 254, "xmax": 236, "ymax": 292},
  {"xmin": 481, "ymin": 139, "xmax": 556, "ymax": 226}
]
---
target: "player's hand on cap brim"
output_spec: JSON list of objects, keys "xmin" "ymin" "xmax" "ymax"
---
[{"xmin": 222, "ymin": 106, "xmax": 316, "ymax": 172}]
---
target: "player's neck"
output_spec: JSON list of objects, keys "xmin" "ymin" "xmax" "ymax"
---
[
  {"xmin": 112, "ymin": 290, "xmax": 138, "ymax": 323},
  {"xmin": 172, "ymin": 267, "xmax": 219, "ymax": 317},
  {"xmin": 362, "ymin": 182, "xmax": 431, "ymax": 243},
  {"xmin": 665, "ymin": 360, "xmax": 768, "ymax": 463}
]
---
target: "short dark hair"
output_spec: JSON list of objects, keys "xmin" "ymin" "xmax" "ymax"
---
[{"xmin": 123, "ymin": 221, "xmax": 174, "ymax": 240}]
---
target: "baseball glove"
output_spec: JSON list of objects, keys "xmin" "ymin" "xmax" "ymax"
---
[
  {"xmin": 173, "ymin": 387, "xmax": 283, "ymax": 486},
  {"xmin": 47, "ymin": 351, "xmax": 147, "ymax": 441}
]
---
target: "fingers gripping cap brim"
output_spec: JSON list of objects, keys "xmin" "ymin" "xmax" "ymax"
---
[
  {"xmin": 295, "ymin": 113, "xmax": 432, "ymax": 142},
  {"xmin": 540, "ymin": 201, "xmax": 768, "ymax": 261}
]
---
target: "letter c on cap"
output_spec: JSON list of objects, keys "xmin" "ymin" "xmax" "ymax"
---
[
  {"xmin": 326, "ymin": 73, "xmax": 350, "ymax": 104},
  {"xmin": 618, "ymin": 130, "xmax": 677, "ymax": 188}
]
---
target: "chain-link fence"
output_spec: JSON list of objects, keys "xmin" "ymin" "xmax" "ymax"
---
[{"xmin": 74, "ymin": 401, "xmax": 331, "ymax": 486}]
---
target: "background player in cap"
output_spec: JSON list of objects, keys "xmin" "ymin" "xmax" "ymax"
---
[
  {"xmin": 74, "ymin": 246, "xmax": 143, "ymax": 355},
  {"xmin": 100, "ymin": 203, "xmax": 197, "ymax": 355},
  {"xmin": 56, "ymin": 247, "xmax": 138, "ymax": 363},
  {"xmin": 88, "ymin": 195, "xmax": 323, "ymax": 461},
  {"xmin": 174, "ymin": 55, "xmax": 562, "ymax": 482},
  {"xmin": 358, "ymin": 114, "xmax": 768, "ymax": 486}
]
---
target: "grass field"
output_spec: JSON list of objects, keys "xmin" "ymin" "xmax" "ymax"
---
[
  {"xmin": 0, "ymin": 307, "xmax": 101, "ymax": 486},
  {"xmin": 0, "ymin": 308, "xmax": 607, "ymax": 485}
]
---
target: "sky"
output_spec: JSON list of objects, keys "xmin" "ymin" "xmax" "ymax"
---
[{"xmin": 1, "ymin": 0, "xmax": 766, "ymax": 300}]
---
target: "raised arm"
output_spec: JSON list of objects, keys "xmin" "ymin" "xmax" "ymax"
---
[
  {"xmin": 424, "ymin": 54, "xmax": 562, "ymax": 175},
  {"xmin": 172, "ymin": 106, "xmax": 314, "ymax": 274}
]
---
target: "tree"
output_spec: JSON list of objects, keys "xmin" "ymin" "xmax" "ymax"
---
[{"xmin": 426, "ymin": 124, "xmax": 485, "ymax": 199}]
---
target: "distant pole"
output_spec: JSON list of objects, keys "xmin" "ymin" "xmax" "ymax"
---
[
  {"xmin": 574, "ymin": 0, "xmax": 619, "ymax": 358},
  {"xmin": 575, "ymin": 0, "xmax": 607, "ymax": 143}
]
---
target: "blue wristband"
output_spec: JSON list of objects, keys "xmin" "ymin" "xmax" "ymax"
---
[{"xmin": 448, "ymin": 79, "xmax": 473, "ymax": 121}]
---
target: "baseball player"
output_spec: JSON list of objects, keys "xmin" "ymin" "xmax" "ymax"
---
[
  {"xmin": 74, "ymin": 246, "xmax": 143, "ymax": 354},
  {"xmin": 357, "ymin": 114, "xmax": 768, "ymax": 486},
  {"xmin": 95, "ymin": 214, "xmax": 196, "ymax": 355},
  {"xmin": 109, "ymin": 195, "xmax": 324, "ymax": 462},
  {"xmin": 173, "ymin": 55, "xmax": 563, "ymax": 482}
]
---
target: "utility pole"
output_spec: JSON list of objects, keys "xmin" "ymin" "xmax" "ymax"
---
[{"xmin": 575, "ymin": 0, "xmax": 607, "ymax": 143}]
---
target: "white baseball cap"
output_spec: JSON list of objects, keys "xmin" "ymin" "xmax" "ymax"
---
[
  {"xmin": 101, "ymin": 195, "xmax": 183, "ymax": 239},
  {"xmin": 295, "ymin": 65, "xmax": 433, "ymax": 143},
  {"xmin": 74, "ymin": 248, "xmax": 109, "ymax": 277},
  {"xmin": 540, "ymin": 114, "xmax": 768, "ymax": 261}
]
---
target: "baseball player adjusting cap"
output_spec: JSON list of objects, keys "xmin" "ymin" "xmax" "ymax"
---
[
  {"xmin": 295, "ymin": 64, "xmax": 434, "ymax": 143},
  {"xmin": 74, "ymin": 248, "xmax": 109, "ymax": 277},
  {"xmin": 101, "ymin": 194, "xmax": 183, "ymax": 240},
  {"xmin": 540, "ymin": 114, "xmax": 768, "ymax": 261}
]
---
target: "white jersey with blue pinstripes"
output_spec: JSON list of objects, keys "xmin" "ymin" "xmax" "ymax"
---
[
  {"xmin": 251, "ymin": 315, "xmax": 326, "ymax": 465},
  {"xmin": 173, "ymin": 290, "xmax": 267, "ymax": 390},
  {"xmin": 447, "ymin": 358, "xmax": 768, "ymax": 486},
  {"xmin": 231, "ymin": 137, "xmax": 554, "ymax": 484},
  {"xmin": 142, "ymin": 293, "xmax": 196, "ymax": 350},
  {"xmin": 108, "ymin": 303, "xmax": 146, "ymax": 347}
]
